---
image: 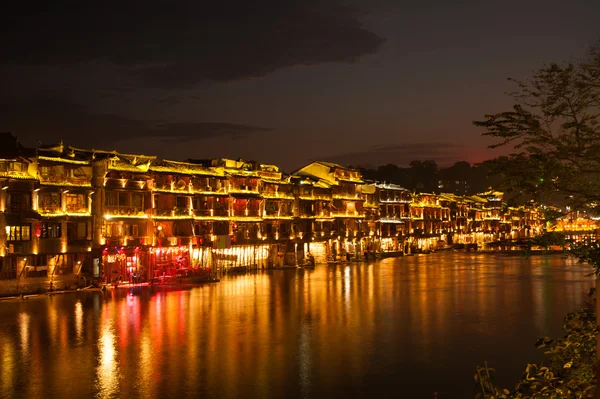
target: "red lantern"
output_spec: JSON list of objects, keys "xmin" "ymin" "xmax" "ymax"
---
[{"xmin": 35, "ymin": 223, "xmax": 41, "ymax": 238}]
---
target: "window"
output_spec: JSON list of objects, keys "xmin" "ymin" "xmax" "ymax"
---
[
  {"xmin": 213, "ymin": 222, "xmax": 229, "ymax": 235},
  {"xmin": 118, "ymin": 192, "xmax": 129, "ymax": 206},
  {"xmin": 233, "ymin": 199, "xmax": 247, "ymax": 212},
  {"xmin": 132, "ymin": 193, "xmax": 143, "ymax": 209},
  {"xmin": 67, "ymin": 167, "xmax": 89, "ymax": 179},
  {"xmin": 39, "ymin": 192, "xmax": 61, "ymax": 207},
  {"xmin": 5, "ymin": 225, "xmax": 31, "ymax": 241},
  {"xmin": 106, "ymin": 191, "xmax": 118, "ymax": 206},
  {"xmin": 66, "ymin": 193, "xmax": 86, "ymax": 211},
  {"xmin": 176, "ymin": 196, "xmax": 188, "ymax": 208},
  {"xmin": 103, "ymin": 222, "xmax": 123, "ymax": 237},
  {"xmin": 41, "ymin": 222, "xmax": 61, "ymax": 239},
  {"xmin": 67, "ymin": 222, "xmax": 88, "ymax": 240},
  {"xmin": 103, "ymin": 222, "xmax": 140, "ymax": 237},
  {"xmin": 7, "ymin": 192, "xmax": 30, "ymax": 213},
  {"xmin": 9, "ymin": 162, "xmax": 26, "ymax": 173}
]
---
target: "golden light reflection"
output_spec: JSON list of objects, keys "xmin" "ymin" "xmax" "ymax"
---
[
  {"xmin": 343, "ymin": 266, "xmax": 351, "ymax": 310},
  {"xmin": 18, "ymin": 312, "xmax": 30, "ymax": 357},
  {"xmin": 0, "ymin": 254, "xmax": 595, "ymax": 398},
  {"xmin": 1, "ymin": 335, "xmax": 15, "ymax": 395},
  {"xmin": 96, "ymin": 323, "xmax": 120, "ymax": 398},
  {"xmin": 74, "ymin": 301, "xmax": 83, "ymax": 342},
  {"xmin": 138, "ymin": 329, "xmax": 156, "ymax": 397}
]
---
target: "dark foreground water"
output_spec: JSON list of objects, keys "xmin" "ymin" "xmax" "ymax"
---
[{"xmin": 0, "ymin": 253, "xmax": 594, "ymax": 399}]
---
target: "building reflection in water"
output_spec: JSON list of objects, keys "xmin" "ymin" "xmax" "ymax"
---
[
  {"xmin": 0, "ymin": 253, "xmax": 595, "ymax": 399},
  {"xmin": 74, "ymin": 301, "xmax": 83, "ymax": 343},
  {"xmin": 18, "ymin": 312, "xmax": 30, "ymax": 358},
  {"xmin": 96, "ymin": 319, "xmax": 120, "ymax": 399},
  {"xmin": 1, "ymin": 334, "xmax": 15, "ymax": 394}
]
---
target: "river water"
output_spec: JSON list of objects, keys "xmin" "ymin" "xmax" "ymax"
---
[{"xmin": 0, "ymin": 253, "xmax": 594, "ymax": 399}]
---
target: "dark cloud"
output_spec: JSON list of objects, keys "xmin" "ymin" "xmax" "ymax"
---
[
  {"xmin": 1, "ymin": 0, "xmax": 384, "ymax": 87},
  {"xmin": 320, "ymin": 143, "xmax": 464, "ymax": 168},
  {"xmin": 0, "ymin": 97, "xmax": 272, "ymax": 147}
]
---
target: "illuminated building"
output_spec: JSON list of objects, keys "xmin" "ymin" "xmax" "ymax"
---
[
  {"xmin": 376, "ymin": 183, "xmax": 412, "ymax": 254},
  {"xmin": 291, "ymin": 162, "xmax": 366, "ymax": 262},
  {"xmin": 0, "ymin": 134, "xmax": 571, "ymax": 282}
]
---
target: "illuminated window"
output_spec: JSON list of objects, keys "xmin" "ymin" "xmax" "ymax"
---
[
  {"xmin": 6, "ymin": 225, "xmax": 31, "ymax": 241},
  {"xmin": 66, "ymin": 193, "xmax": 86, "ymax": 211},
  {"xmin": 9, "ymin": 162, "xmax": 26, "ymax": 173},
  {"xmin": 41, "ymin": 222, "xmax": 61, "ymax": 239},
  {"xmin": 39, "ymin": 192, "xmax": 61, "ymax": 207}
]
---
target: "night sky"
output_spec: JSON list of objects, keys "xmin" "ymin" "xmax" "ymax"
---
[{"xmin": 2, "ymin": 0, "xmax": 598, "ymax": 172}]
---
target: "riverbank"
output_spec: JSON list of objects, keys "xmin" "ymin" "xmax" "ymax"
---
[
  {"xmin": 0, "ymin": 249, "xmax": 569, "ymax": 299},
  {"xmin": 0, "ymin": 275, "xmax": 85, "ymax": 300}
]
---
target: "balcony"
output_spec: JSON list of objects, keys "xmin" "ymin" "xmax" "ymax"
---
[
  {"xmin": 263, "ymin": 210, "xmax": 294, "ymax": 219},
  {"xmin": 105, "ymin": 236, "xmax": 152, "ymax": 246},
  {"xmin": 261, "ymin": 190, "xmax": 294, "ymax": 199},
  {"xmin": 193, "ymin": 185, "xmax": 227, "ymax": 194},
  {"xmin": 379, "ymin": 214, "xmax": 406, "ymax": 224},
  {"xmin": 153, "ymin": 208, "xmax": 192, "ymax": 219},
  {"xmin": 331, "ymin": 210, "xmax": 364, "ymax": 218},
  {"xmin": 231, "ymin": 209, "xmax": 261, "ymax": 218},
  {"xmin": 298, "ymin": 210, "xmax": 316, "ymax": 218},
  {"xmin": 332, "ymin": 192, "xmax": 363, "ymax": 200},
  {"xmin": 38, "ymin": 205, "xmax": 62, "ymax": 215},
  {"xmin": 194, "ymin": 208, "xmax": 229, "ymax": 219},
  {"xmin": 39, "ymin": 175, "xmax": 92, "ymax": 187},
  {"xmin": 312, "ymin": 229, "xmax": 335, "ymax": 238},
  {"xmin": 66, "ymin": 204, "xmax": 89, "ymax": 215},
  {"xmin": 230, "ymin": 210, "xmax": 262, "ymax": 222},
  {"xmin": 105, "ymin": 206, "xmax": 145, "ymax": 218},
  {"xmin": 229, "ymin": 185, "xmax": 259, "ymax": 194}
]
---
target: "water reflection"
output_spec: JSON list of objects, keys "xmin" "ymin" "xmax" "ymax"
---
[
  {"xmin": 0, "ymin": 254, "xmax": 594, "ymax": 399},
  {"xmin": 74, "ymin": 301, "xmax": 83, "ymax": 342},
  {"xmin": 18, "ymin": 312, "xmax": 30, "ymax": 358},
  {"xmin": 96, "ymin": 320, "xmax": 120, "ymax": 398},
  {"xmin": 1, "ymin": 337, "xmax": 14, "ymax": 393}
]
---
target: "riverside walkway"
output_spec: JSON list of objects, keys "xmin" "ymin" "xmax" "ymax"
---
[{"xmin": 0, "ymin": 275, "xmax": 83, "ymax": 299}]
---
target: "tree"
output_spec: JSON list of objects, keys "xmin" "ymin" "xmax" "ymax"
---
[
  {"xmin": 474, "ymin": 41, "xmax": 600, "ymax": 397},
  {"xmin": 409, "ymin": 160, "xmax": 439, "ymax": 192}
]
